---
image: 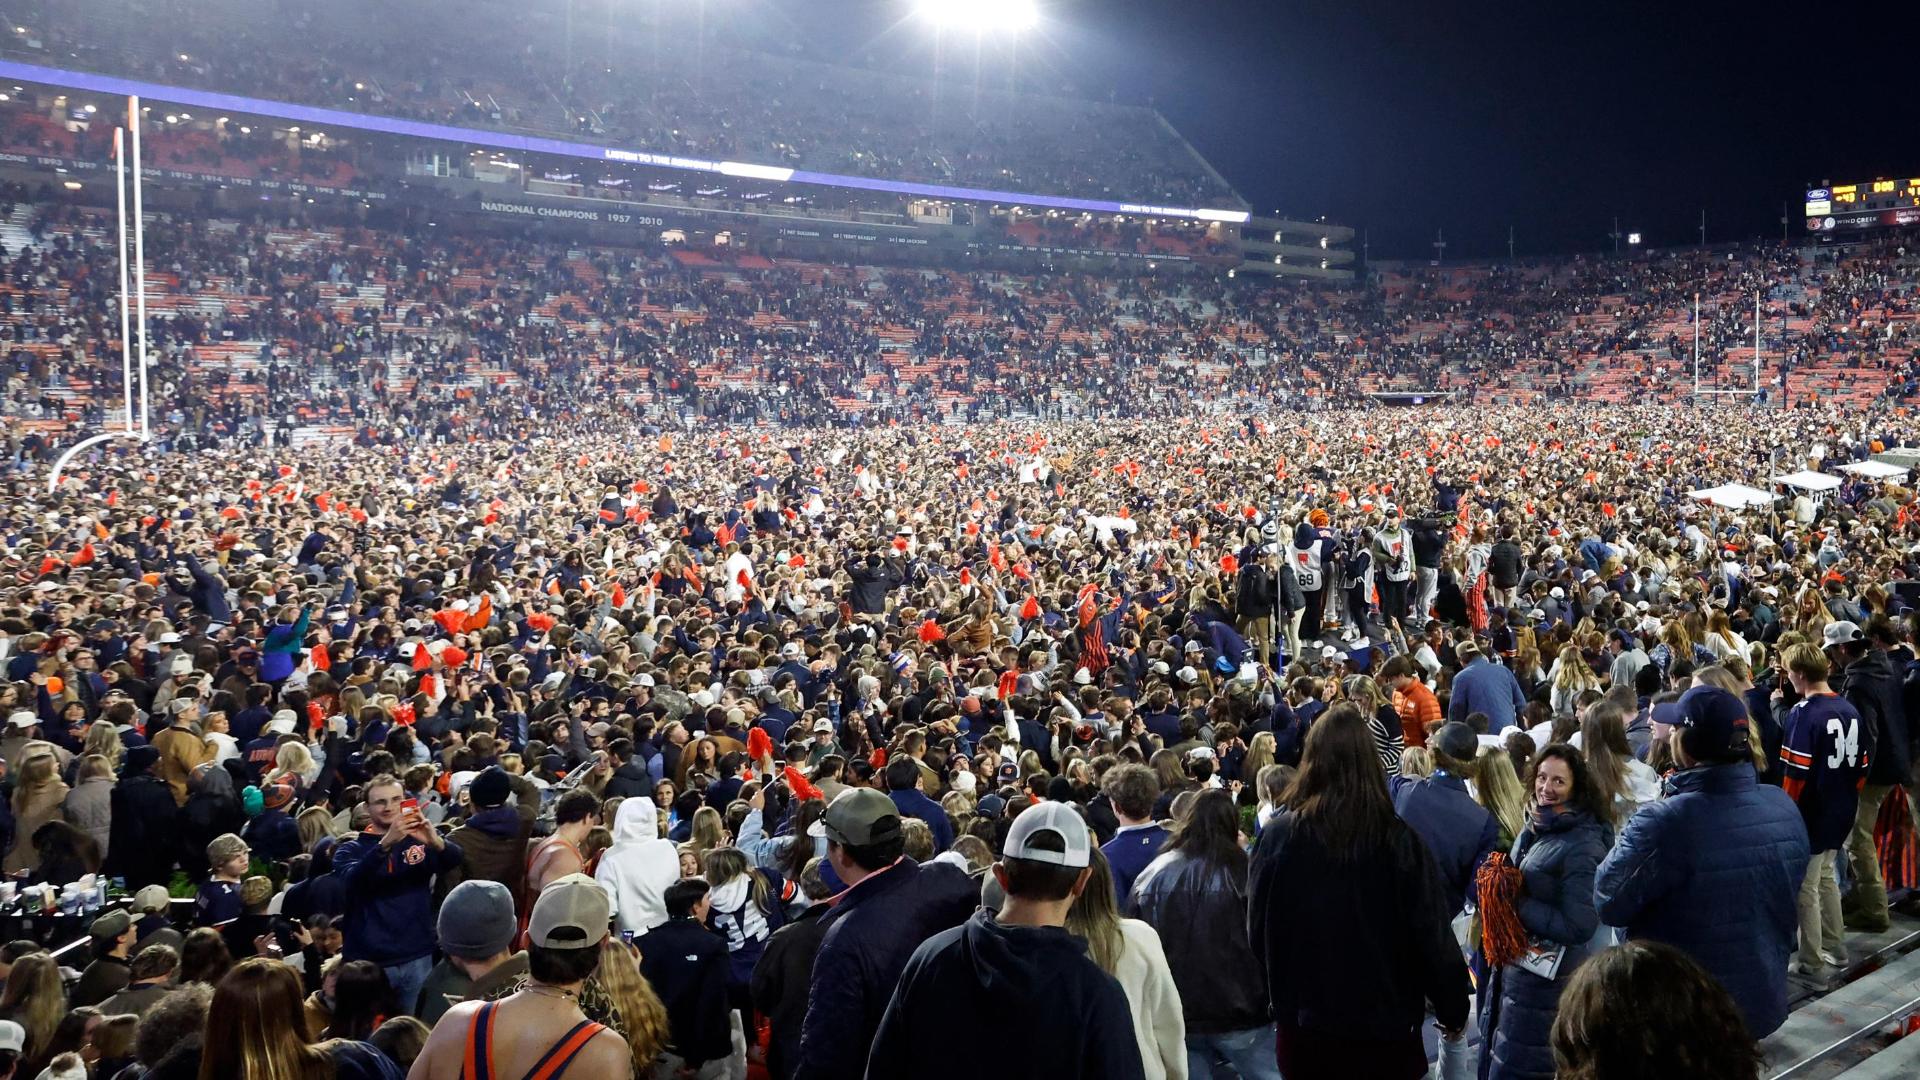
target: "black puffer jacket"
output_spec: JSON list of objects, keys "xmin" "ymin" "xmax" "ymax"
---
[
  {"xmin": 1124, "ymin": 848, "xmax": 1268, "ymax": 1035},
  {"xmin": 1840, "ymin": 649, "xmax": 1908, "ymax": 786}
]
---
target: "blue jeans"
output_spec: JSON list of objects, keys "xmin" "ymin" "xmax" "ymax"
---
[
  {"xmin": 1187, "ymin": 1025, "xmax": 1283, "ymax": 1080},
  {"xmin": 382, "ymin": 954, "xmax": 435, "ymax": 1017}
]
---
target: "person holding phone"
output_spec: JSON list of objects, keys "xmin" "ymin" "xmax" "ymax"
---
[{"xmin": 331, "ymin": 773, "xmax": 464, "ymax": 1016}]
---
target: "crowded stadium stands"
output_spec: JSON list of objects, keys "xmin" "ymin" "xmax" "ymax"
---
[{"xmin": 2, "ymin": 196, "xmax": 1915, "ymax": 446}]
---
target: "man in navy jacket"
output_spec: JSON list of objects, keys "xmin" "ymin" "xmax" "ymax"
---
[
  {"xmin": 883, "ymin": 757, "xmax": 953, "ymax": 852},
  {"xmin": 331, "ymin": 773, "xmax": 464, "ymax": 1015},
  {"xmin": 1389, "ymin": 723, "xmax": 1498, "ymax": 915},
  {"xmin": 795, "ymin": 789, "xmax": 976, "ymax": 1080},
  {"xmin": 1596, "ymin": 686, "xmax": 1810, "ymax": 1038}
]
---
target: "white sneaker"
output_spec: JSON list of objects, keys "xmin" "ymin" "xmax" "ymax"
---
[
  {"xmin": 1788, "ymin": 959, "xmax": 1824, "ymax": 977},
  {"xmin": 1820, "ymin": 950, "xmax": 1848, "ymax": 968}
]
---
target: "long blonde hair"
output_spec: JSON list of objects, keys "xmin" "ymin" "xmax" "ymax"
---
[
  {"xmin": 82, "ymin": 723, "xmax": 125, "ymax": 769},
  {"xmin": 1577, "ymin": 703, "xmax": 1631, "ymax": 827},
  {"xmin": 592, "ymin": 939, "xmax": 671, "ymax": 1070},
  {"xmin": 1692, "ymin": 665, "xmax": 1769, "ymax": 775},
  {"xmin": 10, "ymin": 752, "xmax": 62, "ymax": 816},
  {"xmin": 1470, "ymin": 750, "xmax": 1528, "ymax": 845},
  {"xmin": 1552, "ymin": 645, "xmax": 1600, "ymax": 693},
  {"xmin": 197, "ymin": 957, "xmax": 331, "ymax": 1080},
  {"xmin": 296, "ymin": 806, "xmax": 340, "ymax": 850},
  {"xmin": 702, "ymin": 847, "xmax": 770, "ymax": 914},
  {"xmin": 1242, "ymin": 732, "xmax": 1277, "ymax": 781},
  {"xmin": 1065, "ymin": 842, "xmax": 1126, "ymax": 976},
  {"xmin": 1342, "ymin": 675, "xmax": 1387, "ymax": 716},
  {"xmin": 687, "ymin": 806, "xmax": 727, "ymax": 859},
  {"xmin": 268, "ymin": 742, "xmax": 315, "ymax": 787},
  {"xmin": 0, "ymin": 953, "xmax": 63, "ymax": 1060}
]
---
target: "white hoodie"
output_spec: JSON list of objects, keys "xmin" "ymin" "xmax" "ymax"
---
[{"xmin": 595, "ymin": 798, "xmax": 681, "ymax": 934}]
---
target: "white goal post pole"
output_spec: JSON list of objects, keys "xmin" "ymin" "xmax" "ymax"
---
[
  {"xmin": 114, "ymin": 125, "xmax": 134, "ymax": 433},
  {"xmin": 130, "ymin": 94, "xmax": 150, "ymax": 439}
]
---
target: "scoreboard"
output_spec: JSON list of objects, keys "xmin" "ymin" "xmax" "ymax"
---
[{"xmin": 1805, "ymin": 178, "xmax": 1920, "ymax": 232}]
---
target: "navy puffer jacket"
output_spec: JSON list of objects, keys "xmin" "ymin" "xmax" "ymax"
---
[
  {"xmin": 1595, "ymin": 762, "xmax": 1809, "ymax": 1038},
  {"xmin": 1479, "ymin": 807, "xmax": 1610, "ymax": 1080}
]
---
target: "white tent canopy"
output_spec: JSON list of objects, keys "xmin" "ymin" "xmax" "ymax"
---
[
  {"xmin": 1840, "ymin": 460, "xmax": 1909, "ymax": 480},
  {"xmin": 1771, "ymin": 470, "xmax": 1843, "ymax": 492},
  {"xmin": 1688, "ymin": 484, "xmax": 1780, "ymax": 510}
]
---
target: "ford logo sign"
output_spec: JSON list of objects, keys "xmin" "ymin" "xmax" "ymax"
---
[{"xmin": 1806, "ymin": 188, "xmax": 1831, "ymax": 200}]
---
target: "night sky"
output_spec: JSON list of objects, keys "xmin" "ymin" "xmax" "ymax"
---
[{"xmin": 813, "ymin": 1, "xmax": 1918, "ymax": 260}]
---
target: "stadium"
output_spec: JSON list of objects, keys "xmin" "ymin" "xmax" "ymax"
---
[{"xmin": 0, "ymin": 1, "xmax": 1914, "ymax": 1078}]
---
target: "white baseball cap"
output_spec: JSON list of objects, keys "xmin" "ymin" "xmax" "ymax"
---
[
  {"xmin": 0, "ymin": 1018, "xmax": 23, "ymax": 1053},
  {"xmin": 1003, "ymin": 801, "xmax": 1090, "ymax": 869}
]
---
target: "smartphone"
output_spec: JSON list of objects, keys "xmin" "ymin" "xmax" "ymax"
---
[
  {"xmin": 401, "ymin": 797, "xmax": 419, "ymax": 812},
  {"xmin": 271, "ymin": 916, "xmax": 300, "ymax": 956},
  {"xmin": 620, "ymin": 929, "xmax": 636, "ymax": 945}
]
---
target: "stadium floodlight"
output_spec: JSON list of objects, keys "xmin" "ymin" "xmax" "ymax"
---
[
  {"xmin": 917, "ymin": 0, "xmax": 1039, "ymax": 32},
  {"xmin": 1627, "ymin": 232, "xmax": 1642, "ymax": 246}
]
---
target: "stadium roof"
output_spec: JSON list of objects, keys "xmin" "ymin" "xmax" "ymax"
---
[{"xmin": 0, "ymin": 58, "xmax": 1249, "ymax": 226}]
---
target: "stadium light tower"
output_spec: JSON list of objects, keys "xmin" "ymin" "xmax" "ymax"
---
[{"xmin": 917, "ymin": 0, "xmax": 1040, "ymax": 32}]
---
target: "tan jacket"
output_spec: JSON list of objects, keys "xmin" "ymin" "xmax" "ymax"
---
[
  {"xmin": 5, "ymin": 779, "xmax": 69, "ymax": 874},
  {"xmin": 153, "ymin": 724, "xmax": 214, "ymax": 806}
]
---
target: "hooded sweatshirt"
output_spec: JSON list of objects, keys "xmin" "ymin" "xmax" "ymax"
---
[
  {"xmin": 595, "ymin": 798, "xmax": 681, "ymax": 934},
  {"xmin": 866, "ymin": 911, "xmax": 1146, "ymax": 1080}
]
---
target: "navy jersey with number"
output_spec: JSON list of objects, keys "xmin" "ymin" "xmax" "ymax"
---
[{"xmin": 1780, "ymin": 693, "xmax": 1868, "ymax": 852}]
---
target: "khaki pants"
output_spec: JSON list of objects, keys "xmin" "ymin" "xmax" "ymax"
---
[
  {"xmin": 1241, "ymin": 615, "xmax": 1274, "ymax": 667},
  {"xmin": 1797, "ymin": 849, "xmax": 1845, "ymax": 967},
  {"xmin": 1844, "ymin": 781, "xmax": 1920, "ymax": 929}
]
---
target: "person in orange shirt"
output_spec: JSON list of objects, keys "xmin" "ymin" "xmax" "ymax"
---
[{"xmin": 1382, "ymin": 655, "xmax": 1442, "ymax": 748}]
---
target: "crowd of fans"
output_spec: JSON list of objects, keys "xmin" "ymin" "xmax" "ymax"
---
[
  {"xmin": 0, "ymin": 194, "xmax": 1914, "ymax": 454},
  {"xmin": 0, "ymin": 148, "xmax": 1913, "ymax": 1080},
  {"xmin": 0, "ymin": 286, "xmax": 1913, "ymax": 1080},
  {"xmin": 2, "ymin": 0, "xmax": 1240, "ymax": 208}
]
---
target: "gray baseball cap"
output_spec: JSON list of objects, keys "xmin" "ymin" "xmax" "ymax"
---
[
  {"xmin": 808, "ymin": 788, "xmax": 901, "ymax": 847},
  {"xmin": 527, "ymin": 874, "xmax": 611, "ymax": 949}
]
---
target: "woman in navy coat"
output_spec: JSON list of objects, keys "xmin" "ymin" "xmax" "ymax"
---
[{"xmin": 1479, "ymin": 743, "xmax": 1613, "ymax": 1080}]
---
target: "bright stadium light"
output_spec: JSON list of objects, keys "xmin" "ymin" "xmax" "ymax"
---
[{"xmin": 918, "ymin": 0, "xmax": 1039, "ymax": 32}]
